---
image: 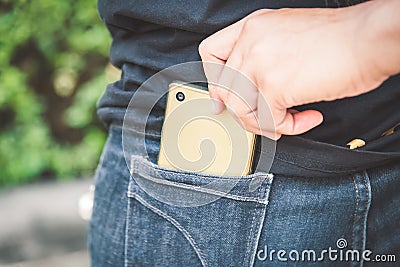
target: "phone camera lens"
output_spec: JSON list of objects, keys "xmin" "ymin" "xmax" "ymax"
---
[{"xmin": 176, "ymin": 92, "xmax": 185, "ymax": 102}]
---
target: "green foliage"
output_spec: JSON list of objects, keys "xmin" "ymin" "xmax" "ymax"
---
[{"xmin": 0, "ymin": 0, "xmax": 112, "ymax": 186}]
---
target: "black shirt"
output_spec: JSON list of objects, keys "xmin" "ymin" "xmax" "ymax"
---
[{"xmin": 97, "ymin": 0, "xmax": 400, "ymax": 153}]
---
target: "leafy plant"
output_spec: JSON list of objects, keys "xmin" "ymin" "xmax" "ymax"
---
[{"xmin": 0, "ymin": 0, "xmax": 112, "ymax": 186}]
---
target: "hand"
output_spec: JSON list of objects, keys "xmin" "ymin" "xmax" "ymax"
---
[{"xmin": 199, "ymin": 0, "xmax": 399, "ymax": 140}]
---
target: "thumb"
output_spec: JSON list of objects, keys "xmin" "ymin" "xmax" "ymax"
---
[{"xmin": 277, "ymin": 109, "xmax": 324, "ymax": 136}]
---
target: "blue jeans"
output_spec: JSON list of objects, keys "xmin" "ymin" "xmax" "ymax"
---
[{"xmin": 88, "ymin": 125, "xmax": 399, "ymax": 266}]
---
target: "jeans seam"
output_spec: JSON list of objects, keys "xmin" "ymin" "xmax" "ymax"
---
[
  {"xmin": 147, "ymin": 169, "xmax": 271, "ymax": 181},
  {"xmin": 132, "ymin": 172, "xmax": 271, "ymax": 204},
  {"xmin": 242, "ymin": 186, "xmax": 260, "ymax": 267},
  {"xmin": 124, "ymin": 194, "xmax": 132, "ymax": 267},
  {"xmin": 127, "ymin": 125, "xmax": 161, "ymax": 138},
  {"xmin": 242, "ymin": 182, "xmax": 270, "ymax": 266},
  {"xmin": 248, "ymin": 177, "xmax": 274, "ymax": 266},
  {"xmin": 128, "ymin": 191, "xmax": 208, "ymax": 267},
  {"xmin": 350, "ymin": 172, "xmax": 372, "ymax": 267},
  {"xmin": 359, "ymin": 171, "xmax": 372, "ymax": 267},
  {"xmin": 352, "ymin": 175, "xmax": 360, "ymax": 254}
]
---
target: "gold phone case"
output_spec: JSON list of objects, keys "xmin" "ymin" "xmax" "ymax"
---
[{"xmin": 157, "ymin": 82, "xmax": 255, "ymax": 176}]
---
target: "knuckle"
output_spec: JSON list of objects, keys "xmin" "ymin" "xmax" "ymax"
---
[
  {"xmin": 275, "ymin": 119, "xmax": 293, "ymax": 136},
  {"xmin": 242, "ymin": 16, "xmax": 258, "ymax": 32},
  {"xmin": 218, "ymin": 85, "xmax": 230, "ymax": 99},
  {"xmin": 198, "ymin": 40, "xmax": 210, "ymax": 57},
  {"xmin": 250, "ymin": 9, "xmax": 265, "ymax": 17},
  {"xmin": 223, "ymin": 95, "xmax": 233, "ymax": 105},
  {"xmin": 208, "ymin": 86, "xmax": 220, "ymax": 98},
  {"xmin": 224, "ymin": 98, "xmax": 236, "ymax": 113}
]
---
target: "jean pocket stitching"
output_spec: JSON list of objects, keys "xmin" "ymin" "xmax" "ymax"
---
[
  {"xmin": 351, "ymin": 175, "xmax": 360, "ymax": 251},
  {"xmin": 242, "ymin": 182, "xmax": 262, "ymax": 266},
  {"xmin": 130, "ymin": 155, "xmax": 273, "ymax": 204},
  {"xmin": 131, "ymin": 171, "xmax": 272, "ymax": 204},
  {"xmin": 350, "ymin": 171, "xmax": 372, "ymax": 267},
  {"xmin": 127, "ymin": 191, "xmax": 208, "ymax": 267}
]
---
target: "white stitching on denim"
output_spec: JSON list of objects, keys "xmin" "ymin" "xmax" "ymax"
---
[
  {"xmin": 129, "ymin": 192, "xmax": 209, "ymax": 267},
  {"xmin": 259, "ymin": 176, "xmax": 273, "ymax": 205},
  {"xmin": 248, "ymin": 209, "xmax": 267, "ymax": 266},
  {"xmin": 130, "ymin": 156, "xmax": 139, "ymax": 176},
  {"xmin": 127, "ymin": 126, "xmax": 161, "ymax": 137},
  {"xmin": 124, "ymin": 195, "xmax": 133, "ymax": 267},
  {"xmin": 350, "ymin": 171, "xmax": 372, "ymax": 267},
  {"xmin": 132, "ymin": 171, "xmax": 270, "ymax": 204},
  {"xmin": 244, "ymin": 212, "xmax": 257, "ymax": 266},
  {"xmin": 242, "ymin": 184, "xmax": 263, "ymax": 266},
  {"xmin": 249, "ymin": 177, "xmax": 274, "ymax": 266},
  {"xmin": 130, "ymin": 156, "xmax": 274, "ymax": 203},
  {"xmin": 359, "ymin": 171, "xmax": 372, "ymax": 267},
  {"xmin": 132, "ymin": 155, "xmax": 273, "ymax": 181},
  {"xmin": 352, "ymin": 175, "xmax": 360, "ymax": 252}
]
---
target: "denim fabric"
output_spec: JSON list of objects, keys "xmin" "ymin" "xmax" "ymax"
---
[{"xmin": 88, "ymin": 125, "xmax": 399, "ymax": 267}]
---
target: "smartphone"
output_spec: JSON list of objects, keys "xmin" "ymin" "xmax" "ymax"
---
[{"xmin": 157, "ymin": 81, "xmax": 255, "ymax": 176}]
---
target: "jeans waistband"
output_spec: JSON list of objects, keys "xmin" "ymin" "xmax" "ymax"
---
[
  {"xmin": 256, "ymin": 135, "xmax": 400, "ymax": 177},
  {"xmin": 114, "ymin": 121, "xmax": 400, "ymax": 179}
]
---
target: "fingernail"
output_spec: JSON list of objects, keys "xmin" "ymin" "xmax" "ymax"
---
[
  {"xmin": 210, "ymin": 101, "xmax": 218, "ymax": 114},
  {"xmin": 210, "ymin": 99, "xmax": 223, "ymax": 114}
]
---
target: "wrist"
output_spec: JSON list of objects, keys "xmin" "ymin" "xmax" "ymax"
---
[{"xmin": 357, "ymin": 0, "xmax": 400, "ymax": 78}]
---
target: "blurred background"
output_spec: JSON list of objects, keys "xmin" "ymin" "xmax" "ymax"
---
[{"xmin": 0, "ymin": 0, "xmax": 117, "ymax": 265}]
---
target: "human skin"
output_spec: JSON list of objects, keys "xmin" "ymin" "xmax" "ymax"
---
[{"xmin": 199, "ymin": 0, "xmax": 400, "ymax": 140}]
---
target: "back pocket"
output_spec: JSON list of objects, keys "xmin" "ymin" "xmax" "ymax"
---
[{"xmin": 125, "ymin": 155, "xmax": 274, "ymax": 267}]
